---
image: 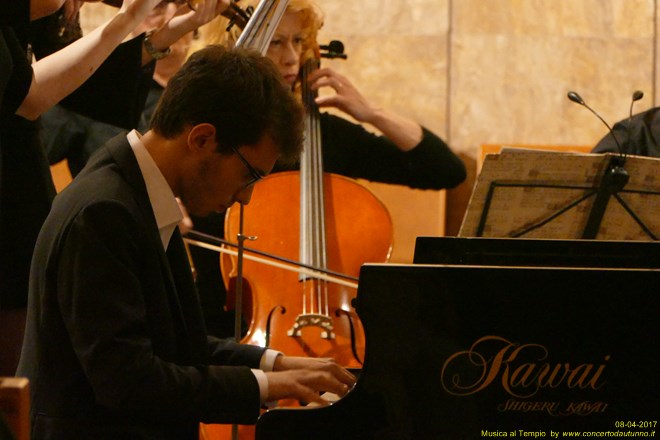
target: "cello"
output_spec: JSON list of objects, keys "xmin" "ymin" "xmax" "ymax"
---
[{"xmin": 221, "ymin": 40, "xmax": 394, "ymax": 368}]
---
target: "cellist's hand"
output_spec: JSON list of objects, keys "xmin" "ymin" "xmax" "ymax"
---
[
  {"xmin": 308, "ymin": 66, "xmax": 423, "ymax": 151},
  {"xmin": 308, "ymin": 67, "xmax": 376, "ymax": 124},
  {"xmin": 265, "ymin": 356, "xmax": 356, "ymax": 404}
]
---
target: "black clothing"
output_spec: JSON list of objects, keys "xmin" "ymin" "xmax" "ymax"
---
[
  {"xmin": 0, "ymin": 1, "xmax": 48, "ymax": 311},
  {"xmin": 43, "ymin": 80, "xmax": 163, "ymax": 176},
  {"xmin": 592, "ymin": 107, "xmax": 660, "ymax": 158},
  {"xmin": 57, "ymin": 35, "xmax": 155, "ymax": 130},
  {"xmin": 1, "ymin": 115, "xmax": 55, "ymax": 309},
  {"xmin": 0, "ymin": 0, "xmax": 45, "ymax": 378},
  {"xmin": 0, "ymin": 26, "xmax": 31, "ymax": 115}
]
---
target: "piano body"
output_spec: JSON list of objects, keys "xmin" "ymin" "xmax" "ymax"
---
[{"xmin": 255, "ymin": 238, "xmax": 660, "ymax": 439}]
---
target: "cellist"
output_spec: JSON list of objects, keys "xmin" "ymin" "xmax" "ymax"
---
[{"xmin": 188, "ymin": 0, "xmax": 468, "ymax": 339}]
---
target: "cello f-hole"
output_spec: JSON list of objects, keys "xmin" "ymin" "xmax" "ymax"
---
[{"xmin": 265, "ymin": 305, "xmax": 286, "ymax": 347}]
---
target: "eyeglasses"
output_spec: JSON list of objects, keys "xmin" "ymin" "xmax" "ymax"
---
[{"xmin": 231, "ymin": 145, "xmax": 264, "ymax": 188}]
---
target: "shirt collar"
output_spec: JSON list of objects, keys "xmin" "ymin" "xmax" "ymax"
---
[{"xmin": 127, "ymin": 129, "xmax": 182, "ymax": 249}]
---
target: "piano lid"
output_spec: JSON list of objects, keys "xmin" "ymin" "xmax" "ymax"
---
[{"xmin": 414, "ymin": 236, "xmax": 660, "ymax": 268}]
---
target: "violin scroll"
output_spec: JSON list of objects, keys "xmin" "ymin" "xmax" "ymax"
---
[
  {"xmin": 100, "ymin": 0, "xmax": 252, "ymax": 32},
  {"xmin": 185, "ymin": 0, "xmax": 251, "ymax": 31},
  {"xmin": 101, "ymin": 0, "xmax": 189, "ymax": 8},
  {"xmin": 221, "ymin": 2, "xmax": 252, "ymax": 32}
]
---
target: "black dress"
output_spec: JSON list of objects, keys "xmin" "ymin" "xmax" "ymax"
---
[{"xmin": 0, "ymin": 0, "xmax": 47, "ymax": 311}]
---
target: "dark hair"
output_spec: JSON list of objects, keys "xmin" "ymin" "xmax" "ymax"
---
[{"xmin": 150, "ymin": 45, "xmax": 303, "ymax": 164}]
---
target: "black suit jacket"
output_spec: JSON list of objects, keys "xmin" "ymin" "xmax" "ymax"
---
[{"xmin": 17, "ymin": 134, "xmax": 266, "ymax": 439}]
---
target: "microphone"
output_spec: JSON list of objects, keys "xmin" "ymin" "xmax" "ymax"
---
[
  {"xmin": 568, "ymin": 91, "xmax": 632, "ymax": 238},
  {"xmin": 625, "ymin": 90, "xmax": 644, "ymax": 158},
  {"xmin": 567, "ymin": 90, "xmax": 630, "ymax": 195},
  {"xmin": 567, "ymin": 91, "xmax": 624, "ymax": 157}
]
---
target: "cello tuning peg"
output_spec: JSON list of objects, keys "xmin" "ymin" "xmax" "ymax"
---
[{"xmin": 320, "ymin": 40, "xmax": 348, "ymax": 59}]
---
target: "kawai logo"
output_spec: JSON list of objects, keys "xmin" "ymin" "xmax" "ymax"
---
[{"xmin": 441, "ymin": 336, "xmax": 609, "ymax": 398}]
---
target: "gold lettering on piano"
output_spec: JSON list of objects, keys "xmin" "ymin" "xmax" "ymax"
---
[
  {"xmin": 496, "ymin": 399, "xmax": 609, "ymax": 416},
  {"xmin": 441, "ymin": 336, "xmax": 609, "ymax": 398},
  {"xmin": 497, "ymin": 399, "xmax": 561, "ymax": 415}
]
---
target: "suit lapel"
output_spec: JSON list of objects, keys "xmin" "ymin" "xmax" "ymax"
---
[
  {"xmin": 105, "ymin": 135, "xmax": 207, "ymax": 362},
  {"xmin": 166, "ymin": 228, "xmax": 209, "ymax": 361}
]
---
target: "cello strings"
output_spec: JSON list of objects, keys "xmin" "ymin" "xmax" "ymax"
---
[
  {"xmin": 313, "ymin": 99, "xmax": 329, "ymax": 317},
  {"xmin": 307, "ymin": 58, "xmax": 329, "ymax": 317},
  {"xmin": 300, "ymin": 59, "xmax": 313, "ymax": 313}
]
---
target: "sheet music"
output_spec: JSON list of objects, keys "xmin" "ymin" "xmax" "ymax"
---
[{"xmin": 459, "ymin": 151, "xmax": 660, "ymax": 240}]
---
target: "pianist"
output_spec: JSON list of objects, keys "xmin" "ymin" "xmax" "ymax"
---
[{"xmin": 16, "ymin": 45, "xmax": 355, "ymax": 440}]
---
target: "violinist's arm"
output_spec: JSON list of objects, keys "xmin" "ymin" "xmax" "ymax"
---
[
  {"xmin": 137, "ymin": 0, "xmax": 230, "ymax": 65},
  {"xmin": 18, "ymin": 0, "xmax": 231, "ymax": 120},
  {"xmin": 18, "ymin": 0, "xmax": 162, "ymax": 120},
  {"xmin": 308, "ymin": 67, "xmax": 423, "ymax": 152}
]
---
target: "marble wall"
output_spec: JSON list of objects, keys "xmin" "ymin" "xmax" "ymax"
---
[
  {"xmin": 449, "ymin": 0, "xmax": 654, "ymax": 151},
  {"xmin": 79, "ymin": 0, "xmax": 659, "ymax": 261}
]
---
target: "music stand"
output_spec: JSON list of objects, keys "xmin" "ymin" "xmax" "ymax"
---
[{"xmin": 459, "ymin": 150, "xmax": 660, "ymax": 240}]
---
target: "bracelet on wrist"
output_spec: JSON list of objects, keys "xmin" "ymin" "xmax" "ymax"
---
[{"xmin": 143, "ymin": 30, "xmax": 171, "ymax": 60}]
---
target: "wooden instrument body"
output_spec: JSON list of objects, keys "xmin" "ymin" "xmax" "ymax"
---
[{"xmin": 223, "ymin": 171, "xmax": 393, "ymax": 367}]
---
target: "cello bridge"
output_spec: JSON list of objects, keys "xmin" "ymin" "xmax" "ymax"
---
[{"xmin": 287, "ymin": 314, "xmax": 335, "ymax": 339}]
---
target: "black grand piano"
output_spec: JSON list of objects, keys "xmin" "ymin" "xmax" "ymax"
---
[{"xmin": 255, "ymin": 238, "xmax": 660, "ymax": 439}]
